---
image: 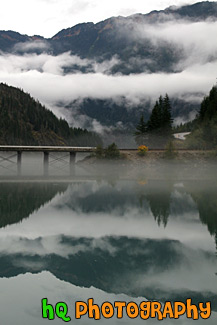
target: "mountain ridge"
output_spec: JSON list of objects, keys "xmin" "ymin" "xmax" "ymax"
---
[
  {"xmin": 0, "ymin": 1, "xmax": 217, "ymax": 51},
  {"xmin": 0, "ymin": 1, "xmax": 216, "ymax": 76}
]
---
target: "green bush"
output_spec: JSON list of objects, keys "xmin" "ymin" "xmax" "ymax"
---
[
  {"xmin": 95, "ymin": 145, "xmax": 104, "ymax": 158},
  {"xmin": 94, "ymin": 143, "xmax": 121, "ymax": 159},
  {"xmin": 185, "ymin": 123, "xmax": 217, "ymax": 149},
  {"xmin": 104, "ymin": 143, "xmax": 120, "ymax": 159},
  {"xmin": 164, "ymin": 141, "xmax": 178, "ymax": 159}
]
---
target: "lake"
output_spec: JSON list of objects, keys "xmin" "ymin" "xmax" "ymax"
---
[{"xmin": 0, "ymin": 162, "xmax": 217, "ymax": 324}]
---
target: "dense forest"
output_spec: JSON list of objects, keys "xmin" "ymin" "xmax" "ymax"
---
[
  {"xmin": 135, "ymin": 86, "xmax": 217, "ymax": 149},
  {"xmin": 184, "ymin": 85, "xmax": 217, "ymax": 149},
  {"xmin": 0, "ymin": 83, "xmax": 102, "ymax": 146}
]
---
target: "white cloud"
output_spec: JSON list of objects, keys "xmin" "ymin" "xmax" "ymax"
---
[
  {"xmin": 0, "ymin": 235, "xmax": 117, "ymax": 258},
  {"xmin": 130, "ymin": 20, "xmax": 217, "ymax": 69},
  {"xmin": 0, "ymin": 272, "xmax": 151, "ymax": 325},
  {"xmin": 0, "ymin": 52, "xmax": 90, "ymax": 75},
  {"xmin": 173, "ymin": 110, "xmax": 197, "ymax": 126},
  {"xmin": 0, "ymin": 59, "xmax": 215, "ymax": 104},
  {"xmin": 0, "ymin": 51, "xmax": 119, "ymax": 75},
  {"xmin": 13, "ymin": 41, "xmax": 50, "ymax": 52}
]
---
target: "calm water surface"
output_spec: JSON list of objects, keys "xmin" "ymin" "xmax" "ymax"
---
[{"xmin": 0, "ymin": 167, "xmax": 217, "ymax": 324}]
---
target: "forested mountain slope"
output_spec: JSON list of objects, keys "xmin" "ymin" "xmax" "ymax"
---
[{"xmin": 0, "ymin": 83, "xmax": 101, "ymax": 146}]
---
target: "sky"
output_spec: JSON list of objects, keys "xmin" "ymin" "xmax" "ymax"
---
[{"xmin": 0, "ymin": 0, "xmax": 202, "ymax": 37}]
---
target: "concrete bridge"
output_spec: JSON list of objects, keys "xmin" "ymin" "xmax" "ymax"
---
[
  {"xmin": 0, "ymin": 146, "xmax": 96, "ymax": 176},
  {"xmin": 0, "ymin": 145, "xmax": 209, "ymax": 176}
]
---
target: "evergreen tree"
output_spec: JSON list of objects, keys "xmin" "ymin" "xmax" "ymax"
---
[
  {"xmin": 178, "ymin": 85, "xmax": 217, "ymax": 149},
  {"xmin": 159, "ymin": 95, "xmax": 163, "ymax": 110},
  {"xmin": 135, "ymin": 115, "xmax": 147, "ymax": 135},
  {"xmin": 199, "ymin": 86, "xmax": 217, "ymax": 121},
  {"xmin": 147, "ymin": 101, "xmax": 162, "ymax": 133},
  {"xmin": 162, "ymin": 94, "xmax": 173, "ymax": 134},
  {"xmin": 134, "ymin": 114, "xmax": 148, "ymax": 145},
  {"xmin": 147, "ymin": 94, "xmax": 173, "ymax": 135}
]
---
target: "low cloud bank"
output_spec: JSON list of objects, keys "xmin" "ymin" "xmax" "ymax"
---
[
  {"xmin": 0, "ymin": 54, "xmax": 215, "ymax": 132},
  {"xmin": 0, "ymin": 17, "xmax": 216, "ymax": 131},
  {"xmin": 0, "ymin": 56, "xmax": 215, "ymax": 104}
]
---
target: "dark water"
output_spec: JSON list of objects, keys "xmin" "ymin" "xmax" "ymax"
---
[{"xmin": 0, "ymin": 169, "xmax": 217, "ymax": 324}]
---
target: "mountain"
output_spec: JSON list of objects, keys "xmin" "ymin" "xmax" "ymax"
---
[
  {"xmin": 0, "ymin": 1, "xmax": 216, "ymax": 142},
  {"xmin": 49, "ymin": 2, "xmax": 217, "ymax": 73},
  {"xmin": 163, "ymin": 1, "xmax": 217, "ymax": 19},
  {"xmin": 0, "ymin": 83, "xmax": 101, "ymax": 146},
  {"xmin": 65, "ymin": 97, "xmax": 199, "ymax": 130},
  {"xmin": 0, "ymin": 1, "xmax": 216, "ymax": 74},
  {"xmin": 0, "ymin": 31, "xmax": 45, "ymax": 53},
  {"xmin": 0, "ymin": 183, "xmax": 68, "ymax": 228}
]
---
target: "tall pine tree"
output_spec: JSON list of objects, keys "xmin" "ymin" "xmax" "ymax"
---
[
  {"xmin": 134, "ymin": 114, "xmax": 148, "ymax": 144},
  {"xmin": 147, "ymin": 101, "xmax": 162, "ymax": 133},
  {"xmin": 135, "ymin": 115, "xmax": 147, "ymax": 135},
  {"xmin": 134, "ymin": 94, "xmax": 173, "ymax": 147},
  {"xmin": 147, "ymin": 94, "xmax": 173, "ymax": 135},
  {"xmin": 162, "ymin": 94, "xmax": 173, "ymax": 134}
]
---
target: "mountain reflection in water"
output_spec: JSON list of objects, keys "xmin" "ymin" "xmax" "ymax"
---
[
  {"xmin": 0, "ymin": 182, "xmax": 68, "ymax": 228},
  {"xmin": 0, "ymin": 177, "xmax": 217, "ymax": 323}
]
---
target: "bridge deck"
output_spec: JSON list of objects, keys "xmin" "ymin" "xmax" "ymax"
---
[
  {"xmin": 0, "ymin": 146, "xmax": 210, "ymax": 152},
  {"xmin": 0, "ymin": 146, "xmax": 96, "ymax": 152}
]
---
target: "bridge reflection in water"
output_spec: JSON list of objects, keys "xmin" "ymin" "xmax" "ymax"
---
[{"xmin": 0, "ymin": 146, "xmax": 96, "ymax": 176}]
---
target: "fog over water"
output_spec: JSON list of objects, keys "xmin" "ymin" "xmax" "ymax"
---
[{"xmin": 0, "ymin": 162, "xmax": 217, "ymax": 324}]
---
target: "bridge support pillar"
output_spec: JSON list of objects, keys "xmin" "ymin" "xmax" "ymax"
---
[
  {"xmin": 44, "ymin": 151, "xmax": 49, "ymax": 176},
  {"xmin": 17, "ymin": 151, "xmax": 22, "ymax": 176},
  {"xmin": 69, "ymin": 152, "xmax": 76, "ymax": 175}
]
